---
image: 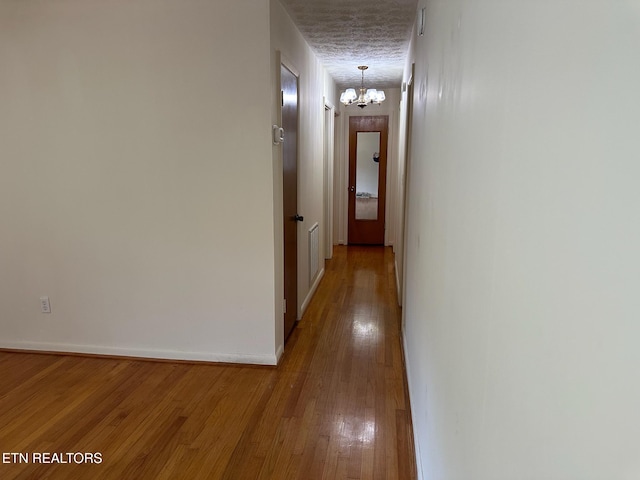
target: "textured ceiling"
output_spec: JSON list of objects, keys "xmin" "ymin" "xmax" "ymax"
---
[{"xmin": 279, "ymin": 0, "xmax": 418, "ymax": 89}]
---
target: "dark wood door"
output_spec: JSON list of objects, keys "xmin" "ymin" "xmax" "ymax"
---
[
  {"xmin": 282, "ymin": 64, "xmax": 299, "ymax": 341},
  {"xmin": 348, "ymin": 115, "xmax": 389, "ymax": 245}
]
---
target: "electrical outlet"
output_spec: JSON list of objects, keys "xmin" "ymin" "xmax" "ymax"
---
[{"xmin": 40, "ymin": 296, "xmax": 51, "ymax": 314}]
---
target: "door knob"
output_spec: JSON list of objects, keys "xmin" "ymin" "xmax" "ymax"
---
[
  {"xmin": 294, "ymin": 214, "xmax": 304, "ymax": 222},
  {"xmin": 349, "ymin": 186, "xmax": 355, "ymax": 192}
]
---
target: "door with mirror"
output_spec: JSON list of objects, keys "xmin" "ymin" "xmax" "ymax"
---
[{"xmin": 348, "ymin": 115, "xmax": 389, "ymax": 245}]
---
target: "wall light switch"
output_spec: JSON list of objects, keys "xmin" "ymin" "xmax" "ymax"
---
[{"xmin": 40, "ymin": 296, "xmax": 51, "ymax": 314}]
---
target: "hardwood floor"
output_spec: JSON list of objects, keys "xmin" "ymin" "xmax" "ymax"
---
[{"xmin": 0, "ymin": 246, "xmax": 416, "ymax": 479}]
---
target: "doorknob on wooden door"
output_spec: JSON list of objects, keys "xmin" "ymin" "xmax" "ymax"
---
[{"xmin": 349, "ymin": 186, "xmax": 355, "ymax": 192}]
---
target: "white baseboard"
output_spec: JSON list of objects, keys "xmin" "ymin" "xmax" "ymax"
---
[
  {"xmin": 395, "ymin": 258, "xmax": 402, "ymax": 306},
  {"xmin": 275, "ymin": 343, "xmax": 284, "ymax": 364},
  {"xmin": 300, "ymin": 267, "xmax": 325, "ymax": 318},
  {"xmin": 0, "ymin": 340, "xmax": 278, "ymax": 366}
]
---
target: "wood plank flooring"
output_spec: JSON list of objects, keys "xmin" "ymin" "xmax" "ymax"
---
[{"xmin": 0, "ymin": 246, "xmax": 416, "ymax": 479}]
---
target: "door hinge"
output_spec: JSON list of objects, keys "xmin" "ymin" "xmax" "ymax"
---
[
  {"xmin": 283, "ymin": 299, "xmax": 287, "ymax": 314},
  {"xmin": 281, "ymin": 90, "xmax": 284, "ymax": 107}
]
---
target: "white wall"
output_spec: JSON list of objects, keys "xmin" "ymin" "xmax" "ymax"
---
[
  {"xmin": 323, "ymin": 70, "xmax": 339, "ymax": 110},
  {"xmin": 403, "ymin": 0, "xmax": 640, "ymax": 478},
  {"xmin": 270, "ymin": 0, "xmax": 337, "ymax": 355},
  {"xmin": 0, "ymin": 0, "xmax": 278, "ymax": 364}
]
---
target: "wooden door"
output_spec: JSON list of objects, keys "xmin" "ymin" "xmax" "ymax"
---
[
  {"xmin": 348, "ymin": 116, "xmax": 389, "ymax": 245},
  {"xmin": 282, "ymin": 64, "xmax": 299, "ymax": 341}
]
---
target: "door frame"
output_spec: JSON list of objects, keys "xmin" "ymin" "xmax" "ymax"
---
[{"xmin": 323, "ymin": 99, "xmax": 335, "ymax": 260}]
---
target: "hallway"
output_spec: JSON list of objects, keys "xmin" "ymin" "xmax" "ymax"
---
[{"xmin": 0, "ymin": 246, "xmax": 416, "ymax": 480}]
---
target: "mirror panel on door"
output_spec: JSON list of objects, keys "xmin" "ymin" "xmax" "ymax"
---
[{"xmin": 355, "ymin": 132, "xmax": 381, "ymax": 220}]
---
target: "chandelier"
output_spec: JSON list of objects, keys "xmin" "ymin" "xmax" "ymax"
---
[{"xmin": 340, "ymin": 66, "xmax": 386, "ymax": 108}]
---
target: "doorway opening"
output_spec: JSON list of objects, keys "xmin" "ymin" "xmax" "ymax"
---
[{"xmin": 396, "ymin": 65, "xmax": 415, "ymax": 308}]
